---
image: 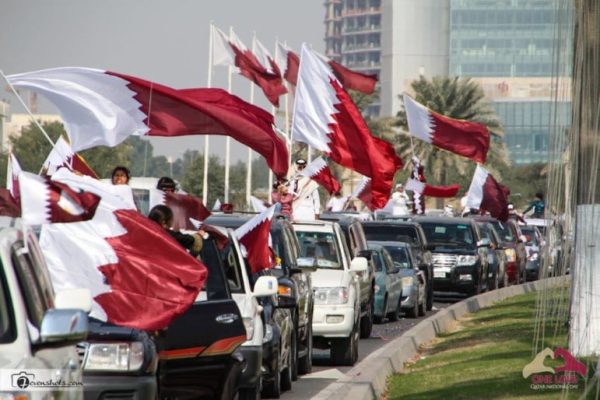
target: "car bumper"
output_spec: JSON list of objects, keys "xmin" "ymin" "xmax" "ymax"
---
[
  {"xmin": 83, "ymin": 374, "xmax": 157, "ymax": 400},
  {"xmin": 238, "ymin": 345, "xmax": 262, "ymax": 389},
  {"xmin": 433, "ymin": 265, "xmax": 479, "ymax": 293},
  {"xmin": 312, "ymin": 304, "xmax": 355, "ymax": 337}
]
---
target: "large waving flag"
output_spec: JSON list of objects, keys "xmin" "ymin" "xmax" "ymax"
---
[
  {"xmin": 234, "ymin": 205, "xmax": 276, "ymax": 273},
  {"xmin": 149, "ymin": 189, "xmax": 211, "ymax": 231},
  {"xmin": 7, "ymin": 153, "xmax": 21, "ymax": 206},
  {"xmin": 7, "ymin": 67, "xmax": 289, "ymax": 178},
  {"xmin": 213, "ymin": 27, "xmax": 287, "ymax": 107},
  {"xmin": 300, "ymin": 157, "xmax": 341, "ymax": 195},
  {"xmin": 291, "ymin": 44, "xmax": 402, "ymax": 209},
  {"xmin": 277, "ymin": 43, "xmax": 377, "ymax": 94},
  {"xmin": 42, "ymin": 136, "xmax": 98, "ymax": 178},
  {"xmin": 403, "ymin": 94, "xmax": 490, "ymax": 164},
  {"xmin": 465, "ymin": 165, "xmax": 510, "ymax": 221},
  {"xmin": 352, "ymin": 176, "xmax": 374, "ymax": 211},
  {"xmin": 39, "ymin": 168, "xmax": 207, "ymax": 330},
  {"xmin": 404, "ymin": 178, "xmax": 460, "ymax": 198}
]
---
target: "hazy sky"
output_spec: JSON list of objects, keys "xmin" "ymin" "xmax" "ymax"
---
[{"xmin": 1, "ymin": 0, "xmax": 324, "ymax": 161}]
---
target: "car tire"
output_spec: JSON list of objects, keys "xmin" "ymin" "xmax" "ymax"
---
[
  {"xmin": 280, "ymin": 348, "xmax": 292, "ymax": 392},
  {"xmin": 359, "ymin": 296, "xmax": 374, "ymax": 339},
  {"xmin": 298, "ymin": 323, "xmax": 313, "ymax": 375},
  {"xmin": 426, "ymin": 272, "xmax": 434, "ymax": 311},
  {"xmin": 388, "ymin": 297, "xmax": 401, "ymax": 322},
  {"xmin": 262, "ymin": 346, "xmax": 281, "ymax": 399},
  {"xmin": 331, "ymin": 321, "xmax": 359, "ymax": 366},
  {"xmin": 405, "ymin": 290, "xmax": 419, "ymax": 318},
  {"xmin": 238, "ymin": 385, "xmax": 260, "ymax": 400}
]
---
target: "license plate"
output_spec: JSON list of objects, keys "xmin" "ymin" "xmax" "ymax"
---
[{"xmin": 434, "ymin": 267, "xmax": 450, "ymax": 278}]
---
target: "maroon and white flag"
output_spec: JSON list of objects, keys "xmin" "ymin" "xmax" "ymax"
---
[
  {"xmin": 300, "ymin": 157, "xmax": 341, "ymax": 195},
  {"xmin": 7, "ymin": 67, "xmax": 289, "ymax": 178},
  {"xmin": 19, "ymin": 170, "xmax": 101, "ymax": 225},
  {"xmin": 42, "ymin": 136, "xmax": 98, "ymax": 178},
  {"xmin": 291, "ymin": 44, "xmax": 402, "ymax": 209},
  {"xmin": 149, "ymin": 189, "xmax": 211, "ymax": 231},
  {"xmin": 403, "ymin": 94, "xmax": 490, "ymax": 164},
  {"xmin": 277, "ymin": 43, "xmax": 377, "ymax": 94},
  {"xmin": 465, "ymin": 165, "xmax": 510, "ymax": 221},
  {"xmin": 6, "ymin": 152, "xmax": 21, "ymax": 206},
  {"xmin": 234, "ymin": 205, "xmax": 276, "ymax": 274},
  {"xmin": 39, "ymin": 169, "xmax": 207, "ymax": 330},
  {"xmin": 405, "ymin": 178, "xmax": 460, "ymax": 198},
  {"xmin": 213, "ymin": 27, "xmax": 287, "ymax": 107},
  {"xmin": 352, "ymin": 176, "xmax": 374, "ymax": 211}
]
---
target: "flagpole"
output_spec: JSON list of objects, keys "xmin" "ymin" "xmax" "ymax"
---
[
  {"xmin": 224, "ymin": 26, "xmax": 234, "ymax": 204},
  {"xmin": 246, "ymin": 31, "xmax": 256, "ymax": 209},
  {"xmin": 268, "ymin": 37, "xmax": 279, "ymax": 189},
  {"xmin": 203, "ymin": 22, "xmax": 214, "ymax": 205},
  {"xmin": 283, "ymin": 41, "xmax": 293, "ymax": 169}
]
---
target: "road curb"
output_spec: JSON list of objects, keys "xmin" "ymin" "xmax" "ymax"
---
[{"xmin": 310, "ymin": 276, "xmax": 569, "ymax": 400}]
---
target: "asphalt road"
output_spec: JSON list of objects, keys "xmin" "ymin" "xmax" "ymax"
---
[{"xmin": 280, "ymin": 294, "xmax": 463, "ymax": 400}]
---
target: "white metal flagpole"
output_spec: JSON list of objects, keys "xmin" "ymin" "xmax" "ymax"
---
[
  {"xmin": 245, "ymin": 31, "xmax": 256, "ymax": 208},
  {"xmin": 203, "ymin": 23, "xmax": 214, "ymax": 205},
  {"xmin": 224, "ymin": 26, "xmax": 234, "ymax": 204}
]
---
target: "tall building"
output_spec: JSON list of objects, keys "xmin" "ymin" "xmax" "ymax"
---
[{"xmin": 449, "ymin": 0, "xmax": 571, "ymax": 164}]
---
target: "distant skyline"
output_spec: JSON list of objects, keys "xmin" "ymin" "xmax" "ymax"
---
[{"xmin": 1, "ymin": 0, "xmax": 324, "ymax": 161}]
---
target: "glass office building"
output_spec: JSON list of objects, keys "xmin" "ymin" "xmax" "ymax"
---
[{"xmin": 449, "ymin": 0, "xmax": 572, "ymax": 164}]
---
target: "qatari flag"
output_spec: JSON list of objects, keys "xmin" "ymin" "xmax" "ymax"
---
[
  {"xmin": 291, "ymin": 44, "xmax": 402, "ymax": 209},
  {"xmin": 352, "ymin": 176, "xmax": 374, "ymax": 211},
  {"xmin": 19, "ymin": 170, "xmax": 101, "ymax": 225},
  {"xmin": 7, "ymin": 67, "xmax": 289, "ymax": 178},
  {"xmin": 277, "ymin": 43, "xmax": 377, "ymax": 94},
  {"xmin": 149, "ymin": 189, "xmax": 211, "ymax": 231},
  {"xmin": 300, "ymin": 157, "xmax": 341, "ymax": 195},
  {"xmin": 405, "ymin": 178, "xmax": 460, "ymax": 198},
  {"xmin": 465, "ymin": 165, "xmax": 510, "ymax": 221},
  {"xmin": 234, "ymin": 205, "xmax": 276, "ymax": 274},
  {"xmin": 403, "ymin": 94, "xmax": 490, "ymax": 164},
  {"xmin": 42, "ymin": 136, "xmax": 98, "ymax": 178}
]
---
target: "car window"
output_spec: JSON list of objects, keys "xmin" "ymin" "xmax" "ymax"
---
[
  {"xmin": 384, "ymin": 246, "xmax": 411, "ymax": 269},
  {"xmin": 491, "ymin": 221, "xmax": 516, "ymax": 242},
  {"xmin": 132, "ymin": 188, "xmax": 150, "ymax": 216},
  {"xmin": 199, "ymin": 238, "xmax": 230, "ymax": 300},
  {"xmin": 0, "ymin": 263, "xmax": 16, "ymax": 344},
  {"xmin": 371, "ymin": 252, "xmax": 383, "ymax": 272},
  {"xmin": 420, "ymin": 222, "xmax": 475, "ymax": 246},
  {"xmin": 296, "ymin": 231, "xmax": 342, "ymax": 269},
  {"xmin": 363, "ymin": 225, "xmax": 419, "ymax": 245},
  {"xmin": 381, "ymin": 249, "xmax": 397, "ymax": 273},
  {"xmin": 221, "ymin": 244, "xmax": 244, "ymax": 294}
]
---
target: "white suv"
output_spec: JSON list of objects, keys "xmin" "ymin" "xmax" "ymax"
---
[
  {"xmin": 293, "ymin": 221, "xmax": 367, "ymax": 366},
  {"xmin": 0, "ymin": 217, "xmax": 89, "ymax": 399}
]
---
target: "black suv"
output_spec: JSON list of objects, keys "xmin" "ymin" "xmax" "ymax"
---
[
  {"xmin": 413, "ymin": 217, "xmax": 489, "ymax": 296},
  {"xmin": 361, "ymin": 221, "xmax": 434, "ymax": 310}
]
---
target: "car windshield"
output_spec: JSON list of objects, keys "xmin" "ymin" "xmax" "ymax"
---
[
  {"xmin": 296, "ymin": 231, "xmax": 342, "ymax": 269},
  {"xmin": 420, "ymin": 222, "xmax": 476, "ymax": 247},
  {"xmin": 383, "ymin": 246, "xmax": 411, "ymax": 269},
  {"xmin": 491, "ymin": 221, "xmax": 516, "ymax": 242},
  {"xmin": 362, "ymin": 225, "xmax": 419, "ymax": 246}
]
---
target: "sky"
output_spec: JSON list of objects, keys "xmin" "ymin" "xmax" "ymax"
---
[{"xmin": 0, "ymin": 0, "xmax": 324, "ymax": 161}]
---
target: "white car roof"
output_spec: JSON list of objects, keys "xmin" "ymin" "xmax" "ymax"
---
[{"xmin": 292, "ymin": 220, "xmax": 337, "ymax": 233}]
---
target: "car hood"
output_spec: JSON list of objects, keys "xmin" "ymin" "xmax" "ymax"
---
[{"xmin": 312, "ymin": 268, "xmax": 349, "ymax": 288}]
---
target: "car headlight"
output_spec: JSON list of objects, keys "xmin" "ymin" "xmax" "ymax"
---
[
  {"xmin": 456, "ymin": 255, "xmax": 478, "ymax": 266},
  {"xmin": 243, "ymin": 317, "xmax": 255, "ymax": 341},
  {"xmin": 528, "ymin": 253, "xmax": 539, "ymax": 262},
  {"xmin": 314, "ymin": 287, "xmax": 349, "ymax": 305},
  {"xmin": 504, "ymin": 248, "xmax": 516, "ymax": 262},
  {"xmin": 84, "ymin": 342, "xmax": 144, "ymax": 371},
  {"xmin": 401, "ymin": 276, "xmax": 415, "ymax": 287},
  {"xmin": 263, "ymin": 324, "xmax": 273, "ymax": 344}
]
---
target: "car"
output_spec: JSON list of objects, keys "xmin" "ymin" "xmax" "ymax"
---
[
  {"xmin": 320, "ymin": 217, "xmax": 375, "ymax": 338},
  {"xmin": 414, "ymin": 217, "xmax": 490, "ymax": 296},
  {"xmin": 361, "ymin": 221, "xmax": 435, "ymax": 311},
  {"xmin": 206, "ymin": 213, "xmax": 315, "ymax": 383},
  {"xmin": 293, "ymin": 220, "xmax": 368, "ymax": 366},
  {"xmin": 475, "ymin": 217, "xmax": 527, "ymax": 284},
  {"xmin": 154, "ymin": 233, "xmax": 272, "ymax": 399},
  {"xmin": 520, "ymin": 225, "xmax": 545, "ymax": 281},
  {"xmin": 473, "ymin": 219, "xmax": 509, "ymax": 289},
  {"xmin": 524, "ymin": 217, "xmax": 562, "ymax": 276},
  {"xmin": 364, "ymin": 244, "xmax": 403, "ymax": 322},
  {"xmin": 371, "ymin": 241, "xmax": 427, "ymax": 318},
  {"xmin": 0, "ymin": 217, "xmax": 89, "ymax": 399}
]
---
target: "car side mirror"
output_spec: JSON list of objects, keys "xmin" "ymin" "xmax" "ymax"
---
[
  {"xmin": 349, "ymin": 256, "xmax": 368, "ymax": 274},
  {"xmin": 252, "ymin": 276, "xmax": 278, "ymax": 298},
  {"xmin": 55, "ymin": 288, "xmax": 92, "ymax": 313},
  {"xmin": 477, "ymin": 238, "xmax": 491, "ymax": 247},
  {"xmin": 39, "ymin": 309, "xmax": 88, "ymax": 345},
  {"xmin": 276, "ymin": 278, "xmax": 297, "ymax": 308}
]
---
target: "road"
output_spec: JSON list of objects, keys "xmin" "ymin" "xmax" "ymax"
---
[{"xmin": 281, "ymin": 295, "xmax": 462, "ymax": 400}]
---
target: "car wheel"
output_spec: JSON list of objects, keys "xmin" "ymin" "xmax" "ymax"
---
[
  {"xmin": 331, "ymin": 320, "xmax": 359, "ymax": 366},
  {"xmin": 388, "ymin": 297, "xmax": 401, "ymax": 322},
  {"xmin": 405, "ymin": 291, "xmax": 419, "ymax": 318},
  {"xmin": 261, "ymin": 345, "xmax": 281, "ymax": 399},
  {"xmin": 426, "ymin": 272, "xmax": 434, "ymax": 311},
  {"xmin": 359, "ymin": 296, "xmax": 374, "ymax": 339},
  {"xmin": 238, "ymin": 385, "xmax": 260, "ymax": 400},
  {"xmin": 298, "ymin": 322, "xmax": 313, "ymax": 375},
  {"xmin": 280, "ymin": 347, "xmax": 292, "ymax": 392}
]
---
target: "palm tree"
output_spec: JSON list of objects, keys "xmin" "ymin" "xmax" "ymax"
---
[{"xmin": 390, "ymin": 76, "xmax": 510, "ymax": 207}]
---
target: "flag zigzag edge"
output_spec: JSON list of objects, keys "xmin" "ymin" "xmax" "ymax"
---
[
  {"xmin": 234, "ymin": 205, "xmax": 276, "ymax": 240},
  {"xmin": 301, "ymin": 157, "xmax": 328, "ymax": 179}
]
